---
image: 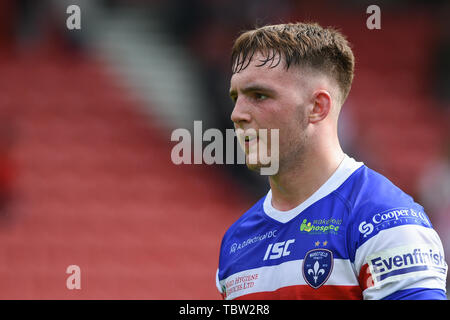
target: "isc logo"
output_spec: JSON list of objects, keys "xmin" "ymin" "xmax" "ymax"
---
[{"xmin": 263, "ymin": 239, "xmax": 295, "ymax": 261}]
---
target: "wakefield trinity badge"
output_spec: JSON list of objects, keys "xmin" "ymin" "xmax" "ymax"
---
[{"xmin": 302, "ymin": 249, "xmax": 334, "ymax": 289}]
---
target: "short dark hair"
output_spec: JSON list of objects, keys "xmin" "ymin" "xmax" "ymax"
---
[{"xmin": 231, "ymin": 22, "xmax": 355, "ymax": 103}]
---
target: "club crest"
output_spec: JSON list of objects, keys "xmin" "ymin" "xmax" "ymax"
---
[{"xmin": 302, "ymin": 248, "xmax": 334, "ymax": 289}]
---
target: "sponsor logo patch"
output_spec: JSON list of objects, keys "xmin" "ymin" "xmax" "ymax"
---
[
  {"xmin": 300, "ymin": 218, "xmax": 342, "ymax": 235},
  {"xmin": 366, "ymin": 244, "xmax": 447, "ymax": 287},
  {"xmin": 358, "ymin": 208, "xmax": 431, "ymax": 238},
  {"xmin": 230, "ymin": 230, "xmax": 277, "ymax": 254},
  {"xmin": 222, "ymin": 273, "xmax": 259, "ymax": 298},
  {"xmin": 263, "ymin": 239, "xmax": 295, "ymax": 261}
]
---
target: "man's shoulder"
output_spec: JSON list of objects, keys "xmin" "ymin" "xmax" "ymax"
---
[
  {"xmin": 339, "ymin": 166, "xmax": 447, "ymax": 300},
  {"xmin": 337, "ymin": 164, "xmax": 433, "ymax": 242},
  {"xmin": 221, "ymin": 195, "xmax": 267, "ymax": 241},
  {"xmin": 337, "ymin": 164, "xmax": 422, "ymax": 214}
]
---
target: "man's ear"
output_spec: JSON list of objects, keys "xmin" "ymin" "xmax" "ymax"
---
[{"xmin": 309, "ymin": 90, "xmax": 332, "ymax": 123}]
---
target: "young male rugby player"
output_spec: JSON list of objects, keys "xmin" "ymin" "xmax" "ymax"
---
[{"xmin": 216, "ymin": 22, "xmax": 447, "ymax": 300}]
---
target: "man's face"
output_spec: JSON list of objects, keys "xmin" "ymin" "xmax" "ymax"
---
[{"xmin": 229, "ymin": 52, "xmax": 312, "ymax": 174}]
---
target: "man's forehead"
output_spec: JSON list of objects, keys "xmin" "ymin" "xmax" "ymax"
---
[
  {"xmin": 230, "ymin": 53, "xmax": 292, "ymax": 89},
  {"xmin": 233, "ymin": 50, "xmax": 284, "ymax": 71},
  {"xmin": 234, "ymin": 51, "xmax": 286, "ymax": 71}
]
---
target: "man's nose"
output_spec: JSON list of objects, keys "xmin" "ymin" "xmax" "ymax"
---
[{"xmin": 230, "ymin": 98, "xmax": 251, "ymax": 125}]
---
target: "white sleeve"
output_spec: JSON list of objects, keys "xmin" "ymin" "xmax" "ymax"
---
[{"xmin": 354, "ymin": 224, "xmax": 447, "ymax": 300}]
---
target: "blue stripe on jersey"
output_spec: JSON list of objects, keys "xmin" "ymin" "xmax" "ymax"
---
[
  {"xmin": 376, "ymin": 265, "xmax": 443, "ymax": 282},
  {"xmin": 382, "ymin": 288, "xmax": 447, "ymax": 300}
]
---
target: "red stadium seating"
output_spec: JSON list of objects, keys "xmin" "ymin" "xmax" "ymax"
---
[{"xmin": 0, "ymin": 52, "xmax": 252, "ymax": 299}]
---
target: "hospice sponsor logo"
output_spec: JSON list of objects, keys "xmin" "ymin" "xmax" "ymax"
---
[
  {"xmin": 367, "ymin": 245, "xmax": 447, "ymax": 286},
  {"xmin": 300, "ymin": 218, "xmax": 342, "ymax": 235},
  {"xmin": 358, "ymin": 208, "xmax": 431, "ymax": 238},
  {"xmin": 229, "ymin": 230, "xmax": 277, "ymax": 254}
]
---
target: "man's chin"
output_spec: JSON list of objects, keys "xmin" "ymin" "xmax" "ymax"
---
[
  {"xmin": 246, "ymin": 162, "xmax": 262, "ymax": 173},
  {"xmin": 245, "ymin": 158, "xmax": 273, "ymax": 172},
  {"xmin": 245, "ymin": 152, "xmax": 260, "ymax": 171},
  {"xmin": 245, "ymin": 152, "xmax": 279, "ymax": 176}
]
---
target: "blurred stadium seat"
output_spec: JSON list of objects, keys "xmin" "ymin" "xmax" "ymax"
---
[{"xmin": 0, "ymin": 38, "xmax": 252, "ymax": 298}]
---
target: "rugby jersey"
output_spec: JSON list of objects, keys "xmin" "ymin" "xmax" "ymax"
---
[{"xmin": 216, "ymin": 155, "xmax": 447, "ymax": 300}]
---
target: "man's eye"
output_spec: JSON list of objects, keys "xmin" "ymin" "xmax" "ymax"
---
[{"xmin": 255, "ymin": 93, "xmax": 268, "ymax": 100}]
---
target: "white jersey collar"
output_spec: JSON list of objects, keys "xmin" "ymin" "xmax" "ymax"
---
[{"xmin": 263, "ymin": 154, "xmax": 364, "ymax": 223}]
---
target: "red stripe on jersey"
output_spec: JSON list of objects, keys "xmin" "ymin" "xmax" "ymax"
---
[
  {"xmin": 232, "ymin": 284, "xmax": 362, "ymax": 300},
  {"xmin": 359, "ymin": 263, "xmax": 374, "ymax": 290}
]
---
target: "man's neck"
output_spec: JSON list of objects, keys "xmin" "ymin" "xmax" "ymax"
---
[{"xmin": 268, "ymin": 148, "xmax": 345, "ymax": 212}]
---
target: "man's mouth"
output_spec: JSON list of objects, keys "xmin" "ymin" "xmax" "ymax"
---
[
  {"xmin": 244, "ymin": 136, "xmax": 260, "ymax": 155},
  {"xmin": 235, "ymin": 128, "xmax": 259, "ymax": 148}
]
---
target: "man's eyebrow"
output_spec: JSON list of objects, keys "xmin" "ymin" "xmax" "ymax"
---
[{"xmin": 229, "ymin": 84, "xmax": 275, "ymax": 97}]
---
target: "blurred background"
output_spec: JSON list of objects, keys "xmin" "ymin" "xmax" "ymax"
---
[{"xmin": 0, "ymin": 0, "xmax": 448, "ymax": 299}]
